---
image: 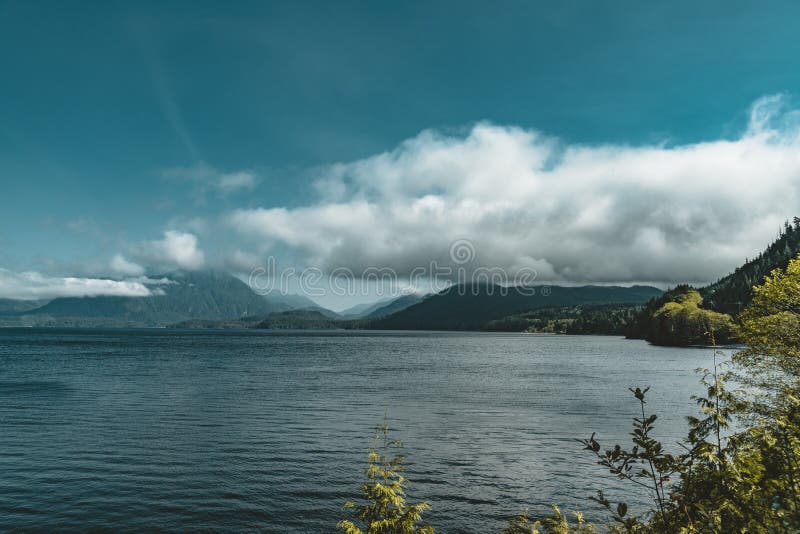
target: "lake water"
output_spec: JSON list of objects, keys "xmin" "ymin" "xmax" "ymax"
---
[{"xmin": 0, "ymin": 328, "xmax": 721, "ymax": 532}]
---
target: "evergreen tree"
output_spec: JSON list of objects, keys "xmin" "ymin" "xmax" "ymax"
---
[{"xmin": 338, "ymin": 422, "xmax": 433, "ymax": 534}]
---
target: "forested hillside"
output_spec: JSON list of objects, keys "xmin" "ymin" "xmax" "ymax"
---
[
  {"xmin": 482, "ymin": 303, "xmax": 643, "ymax": 335},
  {"xmin": 628, "ymin": 218, "xmax": 800, "ymax": 345},
  {"xmin": 366, "ymin": 284, "xmax": 661, "ymax": 331},
  {"xmin": 702, "ymin": 217, "xmax": 800, "ymax": 314}
]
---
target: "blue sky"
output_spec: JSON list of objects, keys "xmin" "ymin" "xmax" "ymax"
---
[{"xmin": 2, "ymin": 1, "xmax": 800, "ymax": 306}]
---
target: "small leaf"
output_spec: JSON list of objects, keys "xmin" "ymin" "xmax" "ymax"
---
[{"xmin": 617, "ymin": 502, "xmax": 627, "ymax": 517}]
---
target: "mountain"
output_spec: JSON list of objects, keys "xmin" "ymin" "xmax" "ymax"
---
[
  {"xmin": 338, "ymin": 299, "xmax": 392, "ymax": 318},
  {"xmin": 366, "ymin": 284, "xmax": 662, "ymax": 331},
  {"xmin": 262, "ymin": 292, "xmax": 322, "ymax": 310},
  {"xmin": 339, "ymin": 294, "xmax": 424, "ymax": 320},
  {"xmin": 0, "ymin": 298, "xmax": 49, "ymax": 315},
  {"xmin": 363, "ymin": 294, "xmax": 424, "ymax": 319},
  {"xmin": 259, "ymin": 292, "xmax": 342, "ymax": 319},
  {"xmin": 8, "ymin": 270, "xmax": 310, "ymax": 327}
]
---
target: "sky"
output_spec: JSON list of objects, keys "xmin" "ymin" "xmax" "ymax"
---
[{"xmin": 2, "ymin": 1, "xmax": 800, "ymax": 308}]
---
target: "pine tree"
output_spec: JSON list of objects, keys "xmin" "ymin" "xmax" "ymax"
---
[{"xmin": 338, "ymin": 422, "xmax": 434, "ymax": 534}]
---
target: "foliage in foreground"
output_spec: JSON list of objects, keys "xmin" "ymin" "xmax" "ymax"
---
[
  {"xmin": 340, "ymin": 254, "xmax": 800, "ymax": 533},
  {"xmin": 502, "ymin": 505, "xmax": 598, "ymax": 534},
  {"xmin": 337, "ymin": 422, "xmax": 433, "ymax": 534}
]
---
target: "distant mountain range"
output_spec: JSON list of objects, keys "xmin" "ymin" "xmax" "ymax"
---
[
  {"xmin": 0, "ymin": 298, "xmax": 48, "ymax": 314},
  {"xmin": 363, "ymin": 284, "xmax": 663, "ymax": 331},
  {"xmin": 0, "ymin": 271, "xmax": 317, "ymax": 327},
  {"xmin": 165, "ymin": 284, "xmax": 660, "ymax": 332},
  {"xmin": 339, "ymin": 294, "xmax": 424, "ymax": 320},
  {"xmin": 0, "ymin": 270, "xmax": 428, "ymax": 329},
  {"xmin": 338, "ymin": 299, "xmax": 389, "ymax": 318},
  {"xmin": 0, "ymin": 270, "xmax": 664, "ymax": 331}
]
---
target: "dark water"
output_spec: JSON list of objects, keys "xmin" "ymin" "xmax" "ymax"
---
[{"xmin": 0, "ymin": 328, "xmax": 720, "ymax": 532}]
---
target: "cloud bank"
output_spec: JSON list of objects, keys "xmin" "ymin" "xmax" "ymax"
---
[
  {"xmin": 0, "ymin": 269, "xmax": 156, "ymax": 300},
  {"xmin": 110, "ymin": 254, "xmax": 146, "ymax": 277},
  {"xmin": 228, "ymin": 95, "xmax": 800, "ymax": 285},
  {"xmin": 130, "ymin": 230, "xmax": 206, "ymax": 272}
]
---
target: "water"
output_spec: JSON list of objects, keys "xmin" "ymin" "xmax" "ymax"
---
[{"xmin": 0, "ymin": 328, "xmax": 720, "ymax": 532}]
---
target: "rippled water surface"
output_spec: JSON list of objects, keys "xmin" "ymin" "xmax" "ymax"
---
[{"xmin": 0, "ymin": 328, "xmax": 718, "ymax": 532}]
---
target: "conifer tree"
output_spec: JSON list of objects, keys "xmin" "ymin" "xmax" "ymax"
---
[{"xmin": 338, "ymin": 422, "xmax": 433, "ymax": 534}]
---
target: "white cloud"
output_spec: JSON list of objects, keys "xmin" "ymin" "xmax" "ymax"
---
[
  {"xmin": 217, "ymin": 171, "xmax": 257, "ymax": 192},
  {"xmin": 227, "ymin": 95, "xmax": 800, "ymax": 285},
  {"xmin": 132, "ymin": 230, "xmax": 206, "ymax": 271},
  {"xmin": 224, "ymin": 249, "xmax": 263, "ymax": 273},
  {"xmin": 110, "ymin": 254, "xmax": 145, "ymax": 277},
  {"xmin": 163, "ymin": 162, "xmax": 258, "ymax": 194},
  {"xmin": 0, "ymin": 269, "xmax": 155, "ymax": 300}
]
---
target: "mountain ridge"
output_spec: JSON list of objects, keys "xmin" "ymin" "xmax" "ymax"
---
[
  {"xmin": 364, "ymin": 284, "xmax": 662, "ymax": 331},
  {"xmin": 2, "ymin": 270, "xmax": 313, "ymax": 327}
]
